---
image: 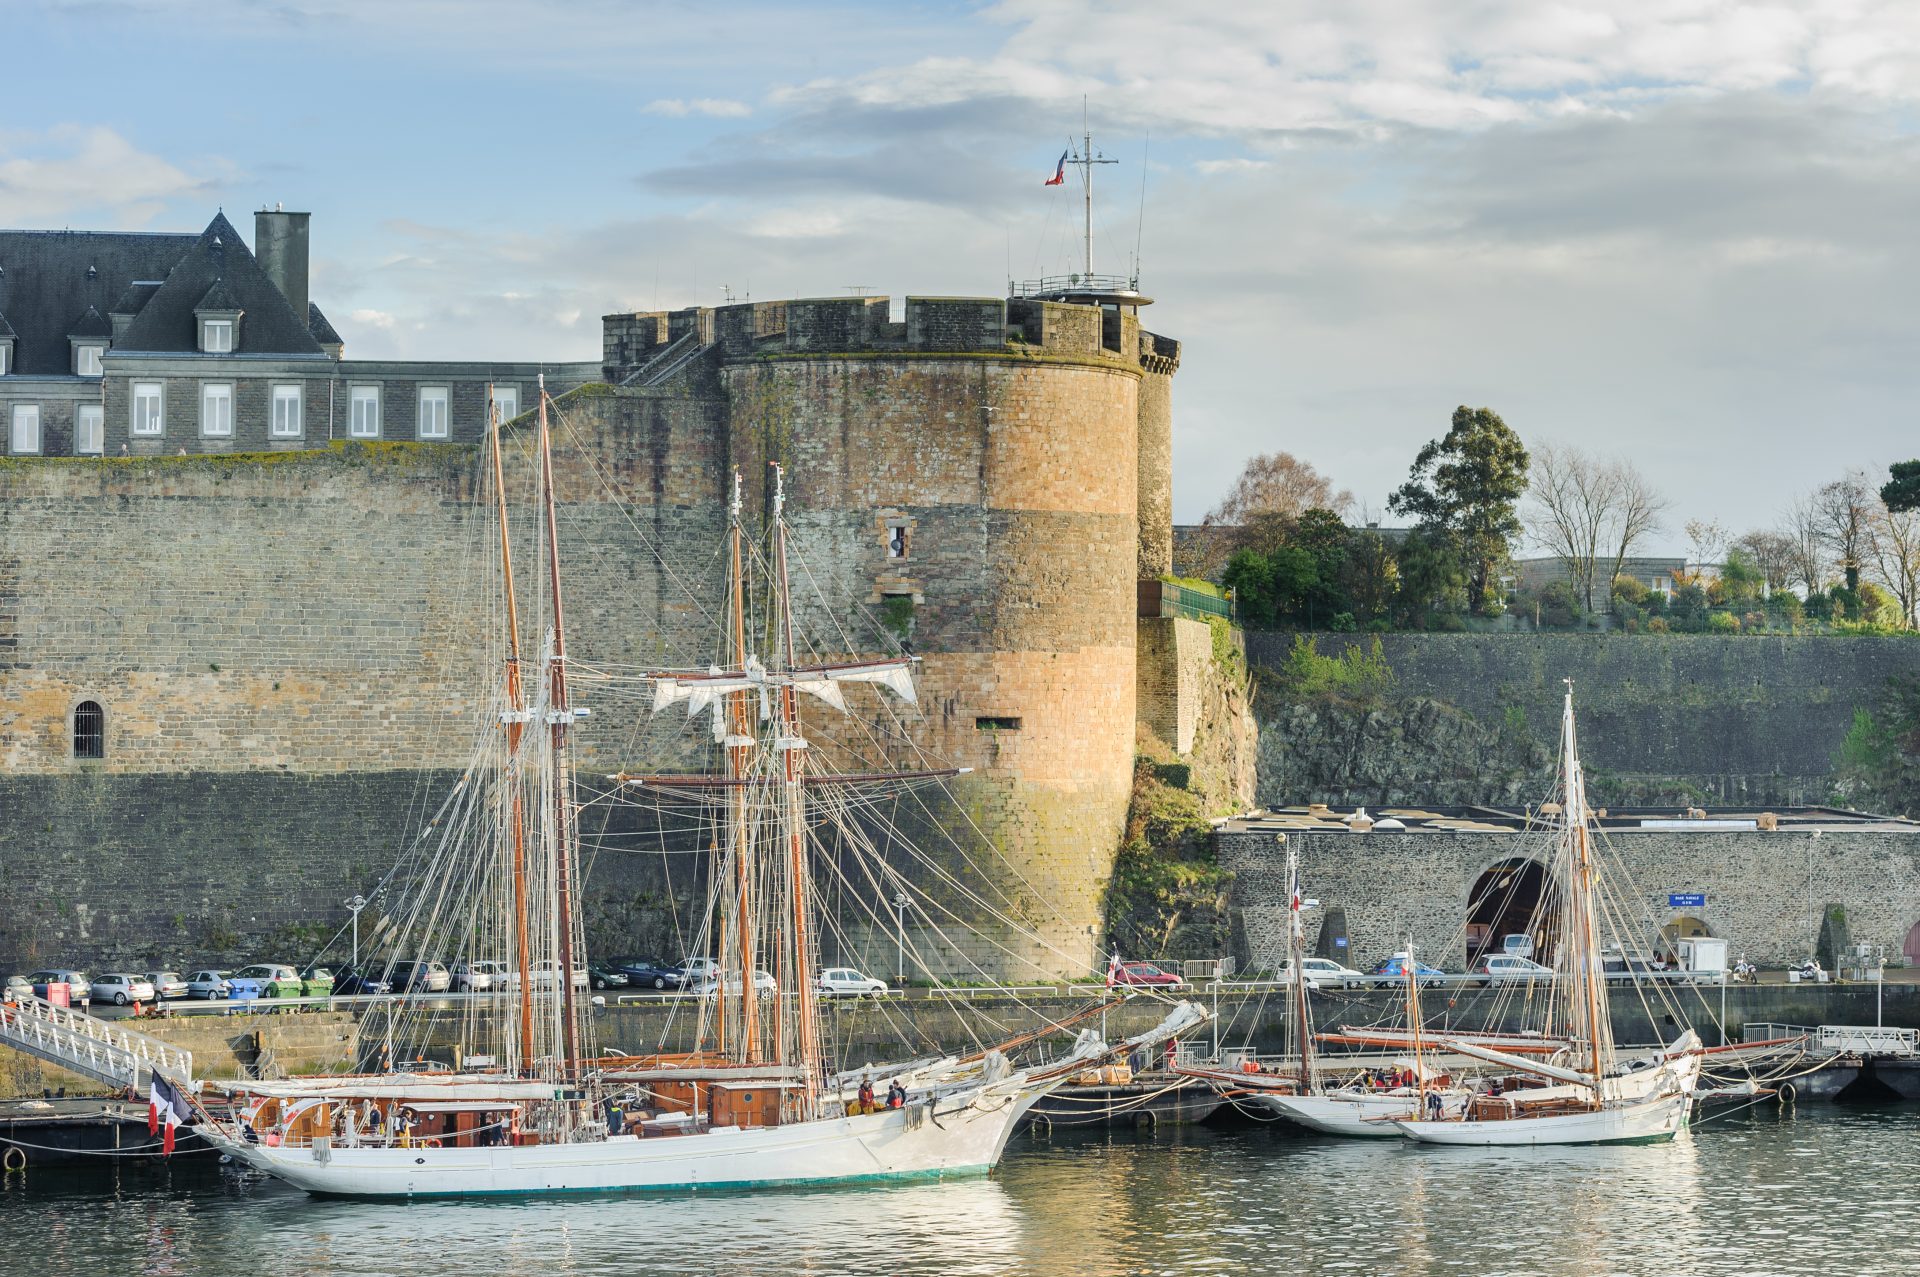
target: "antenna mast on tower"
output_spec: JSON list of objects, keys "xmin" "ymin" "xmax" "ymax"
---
[{"xmin": 1069, "ymin": 98, "xmax": 1118, "ymax": 280}]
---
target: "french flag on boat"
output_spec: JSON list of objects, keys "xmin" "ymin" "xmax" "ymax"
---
[
  {"xmin": 1044, "ymin": 150, "xmax": 1068, "ymax": 186},
  {"xmin": 147, "ymin": 1074, "xmax": 192, "ymax": 1154}
]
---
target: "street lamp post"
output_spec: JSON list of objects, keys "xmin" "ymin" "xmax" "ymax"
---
[
  {"xmin": 893, "ymin": 891, "xmax": 910, "ymax": 985},
  {"xmin": 346, "ymin": 894, "xmax": 368, "ymax": 968}
]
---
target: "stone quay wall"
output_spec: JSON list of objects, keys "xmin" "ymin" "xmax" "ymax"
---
[
  {"xmin": 1220, "ymin": 827, "xmax": 1920, "ymax": 972},
  {"xmin": 1245, "ymin": 632, "xmax": 1920, "ymax": 805}
]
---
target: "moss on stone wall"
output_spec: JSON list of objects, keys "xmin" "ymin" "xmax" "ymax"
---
[{"xmin": 1102, "ymin": 752, "xmax": 1233, "ymax": 962}]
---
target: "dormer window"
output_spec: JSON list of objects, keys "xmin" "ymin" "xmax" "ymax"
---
[
  {"xmin": 0, "ymin": 341, "xmax": 10, "ymax": 376},
  {"xmin": 75, "ymin": 343, "xmax": 106, "ymax": 377},
  {"xmin": 193, "ymin": 278, "xmax": 244, "ymax": 354},
  {"xmin": 202, "ymin": 319, "xmax": 234, "ymax": 353}
]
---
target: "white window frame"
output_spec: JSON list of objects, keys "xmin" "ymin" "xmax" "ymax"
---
[
  {"xmin": 76, "ymin": 344, "xmax": 105, "ymax": 377},
  {"xmin": 131, "ymin": 382, "xmax": 164, "ymax": 436},
  {"xmin": 0, "ymin": 343, "xmax": 10, "ymax": 376},
  {"xmin": 75, "ymin": 403, "xmax": 104, "ymax": 455},
  {"xmin": 202, "ymin": 319, "xmax": 234, "ymax": 353},
  {"xmin": 10, "ymin": 404, "xmax": 41, "ymax": 455},
  {"xmin": 349, "ymin": 385, "xmax": 381, "ymax": 439},
  {"xmin": 490, "ymin": 385, "xmax": 519, "ymax": 426},
  {"xmin": 200, "ymin": 382, "xmax": 234, "ymax": 437},
  {"xmin": 270, "ymin": 384, "xmax": 303, "ymax": 438},
  {"xmin": 417, "ymin": 385, "xmax": 451, "ymax": 440}
]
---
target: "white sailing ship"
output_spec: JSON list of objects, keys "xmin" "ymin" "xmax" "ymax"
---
[{"xmin": 195, "ymin": 384, "xmax": 1204, "ymax": 1197}]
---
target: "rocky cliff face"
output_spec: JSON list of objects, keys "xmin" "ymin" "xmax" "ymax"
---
[{"xmin": 1255, "ymin": 693, "xmax": 1545, "ymax": 808}]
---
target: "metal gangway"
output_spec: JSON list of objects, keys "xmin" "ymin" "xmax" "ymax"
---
[
  {"xmin": 1745, "ymin": 1022, "xmax": 1918, "ymax": 1058},
  {"xmin": 0, "ymin": 994, "xmax": 193, "ymax": 1089}
]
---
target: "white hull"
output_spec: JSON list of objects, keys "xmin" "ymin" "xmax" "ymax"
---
[
  {"xmin": 1392, "ymin": 1091, "xmax": 1690, "ymax": 1146},
  {"xmin": 1249, "ymin": 1091, "xmax": 1422, "ymax": 1139},
  {"xmin": 200, "ymin": 1090, "xmax": 1040, "ymax": 1198}
]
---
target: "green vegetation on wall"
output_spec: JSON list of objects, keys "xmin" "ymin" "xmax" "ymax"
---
[{"xmin": 1102, "ymin": 755, "xmax": 1232, "ymax": 962}]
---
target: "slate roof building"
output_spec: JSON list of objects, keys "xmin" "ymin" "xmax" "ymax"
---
[{"xmin": 0, "ymin": 209, "xmax": 595, "ymax": 456}]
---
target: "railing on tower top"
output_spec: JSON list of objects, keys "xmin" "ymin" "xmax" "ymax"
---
[{"xmin": 1010, "ymin": 274, "xmax": 1142, "ymax": 298}]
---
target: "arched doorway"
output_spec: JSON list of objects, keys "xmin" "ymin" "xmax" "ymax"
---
[
  {"xmin": 1657, "ymin": 914, "xmax": 1713, "ymax": 965},
  {"xmin": 1904, "ymin": 920, "xmax": 1920, "ymax": 968},
  {"xmin": 1466, "ymin": 858, "xmax": 1556, "ymax": 966}
]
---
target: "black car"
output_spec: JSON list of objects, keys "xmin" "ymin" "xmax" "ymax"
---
[
  {"xmin": 331, "ymin": 966, "xmax": 394, "ymax": 996},
  {"xmin": 587, "ymin": 963, "xmax": 630, "ymax": 991},
  {"xmin": 613, "ymin": 957, "xmax": 685, "ymax": 990}
]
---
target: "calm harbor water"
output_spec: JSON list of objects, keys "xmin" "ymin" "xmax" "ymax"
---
[{"xmin": 1, "ymin": 1106, "xmax": 1911, "ymax": 1277}]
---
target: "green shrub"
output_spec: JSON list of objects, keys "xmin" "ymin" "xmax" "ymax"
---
[
  {"xmin": 1275, "ymin": 635, "xmax": 1395, "ymax": 704},
  {"xmin": 1706, "ymin": 611, "xmax": 1740, "ymax": 634}
]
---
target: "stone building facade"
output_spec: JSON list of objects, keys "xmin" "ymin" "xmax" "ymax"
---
[
  {"xmin": 0, "ymin": 209, "xmax": 595, "ymax": 459},
  {"xmin": 0, "ymin": 286, "xmax": 1186, "ymax": 981}
]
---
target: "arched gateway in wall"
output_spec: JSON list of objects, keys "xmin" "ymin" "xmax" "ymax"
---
[{"xmin": 1465, "ymin": 858, "xmax": 1557, "ymax": 965}]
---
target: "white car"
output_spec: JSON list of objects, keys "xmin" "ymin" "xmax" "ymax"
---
[
  {"xmin": 227, "ymin": 964, "xmax": 302, "ymax": 999},
  {"xmin": 451, "ymin": 960, "xmax": 506, "ymax": 992},
  {"xmin": 503, "ymin": 961, "xmax": 588, "ymax": 990},
  {"xmin": 144, "ymin": 971, "xmax": 189, "ymax": 1000},
  {"xmin": 1277, "ymin": 957, "xmax": 1367, "ymax": 989},
  {"xmin": 816, "ymin": 967, "xmax": 889, "ymax": 999},
  {"xmin": 696, "ymin": 969, "xmax": 777, "ymax": 999},
  {"xmin": 90, "ymin": 973, "xmax": 157, "ymax": 1005},
  {"xmin": 185, "ymin": 969, "xmax": 232, "ymax": 999},
  {"xmin": 1473, "ymin": 955, "xmax": 1555, "ymax": 985}
]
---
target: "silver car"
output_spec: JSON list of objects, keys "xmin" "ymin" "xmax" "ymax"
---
[
  {"xmin": 185, "ymin": 969, "xmax": 233, "ymax": 999},
  {"xmin": 90, "ymin": 973, "xmax": 157, "ymax": 1005},
  {"xmin": 145, "ymin": 971, "xmax": 189, "ymax": 999}
]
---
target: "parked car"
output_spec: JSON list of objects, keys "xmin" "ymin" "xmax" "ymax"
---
[
  {"xmin": 330, "ymin": 966, "xmax": 392, "ymax": 996},
  {"xmin": 90, "ymin": 973, "xmax": 157, "ymax": 1005},
  {"xmin": 613, "ymin": 957, "xmax": 687, "ymax": 990},
  {"xmin": 1601, "ymin": 951, "xmax": 1662, "ymax": 986},
  {"xmin": 144, "ymin": 971, "xmax": 190, "ymax": 1000},
  {"xmin": 4, "ymin": 974, "xmax": 32, "ymax": 1002},
  {"xmin": 587, "ymin": 963, "xmax": 630, "ymax": 991},
  {"xmin": 185, "ymin": 969, "xmax": 232, "ymax": 1000},
  {"xmin": 1109, "ymin": 961, "xmax": 1186, "ymax": 989},
  {"xmin": 816, "ymin": 967, "xmax": 889, "ymax": 999},
  {"xmin": 451, "ymin": 960, "xmax": 506, "ymax": 993},
  {"xmin": 1370, "ymin": 955, "xmax": 1448, "ymax": 979},
  {"xmin": 28, "ymin": 969, "xmax": 92, "ymax": 1006},
  {"xmin": 694, "ymin": 969, "xmax": 777, "ymax": 999},
  {"xmin": 298, "ymin": 966, "xmax": 336, "ymax": 997},
  {"xmin": 228, "ymin": 964, "xmax": 304, "ymax": 1000},
  {"xmin": 384, "ymin": 959, "xmax": 452, "ymax": 992},
  {"xmin": 501, "ymin": 961, "xmax": 588, "ymax": 990},
  {"xmin": 679, "ymin": 957, "xmax": 721, "ymax": 986},
  {"xmin": 1277, "ymin": 957, "xmax": 1367, "ymax": 989},
  {"xmin": 1471, "ymin": 955, "xmax": 1554, "ymax": 985}
]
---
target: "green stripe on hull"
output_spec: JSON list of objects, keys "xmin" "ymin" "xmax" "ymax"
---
[{"xmin": 306, "ymin": 1163, "xmax": 995, "ymax": 1201}]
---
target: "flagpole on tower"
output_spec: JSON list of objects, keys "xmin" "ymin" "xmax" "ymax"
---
[{"xmin": 1075, "ymin": 95, "xmax": 1117, "ymax": 281}]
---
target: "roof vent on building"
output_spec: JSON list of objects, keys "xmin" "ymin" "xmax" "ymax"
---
[{"xmin": 86, "ymin": 264, "xmax": 97, "ymax": 280}]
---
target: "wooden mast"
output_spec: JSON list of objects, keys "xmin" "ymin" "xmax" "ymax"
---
[
  {"xmin": 487, "ymin": 389, "xmax": 537, "ymax": 1073},
  {"xmin": 1286, "ymin": 843, "xmax": 1315, "ymax": 1093},
  {"xmin": 725, "ymin": 470, "xmax": 760, "ymax": 1063},
  {"xmin": 1406, "ymin": 935, "xmax": 1427, "ymax": 1112},
  {"xmin": 1563, "ymin": 681, "xmax": 1608, "ymax": 1107},
  {"xmin": 535, "ymin": 376, "xmax": 584, "ymax": 1079},
  {"xmin": 771, "ymin": 465, "xmax": 821, "ymax": 1111}
]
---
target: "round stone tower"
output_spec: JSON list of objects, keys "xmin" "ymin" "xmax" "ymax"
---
[{"xmin": 596, "ymin": 293, "xmax": 1179, "ymax": 977}]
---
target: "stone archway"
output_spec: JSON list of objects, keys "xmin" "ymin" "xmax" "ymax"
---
[
  {"xmin": 1657, "ymin": 914, "xmax": 1713, "ymax": 965},
  {"xmin": 1466, "ymin": 858, "xmax": 1556, "ymax": 966},
  {"xmin": 1904, "ymin": 920, "xmax": 1920, "ymax": 968}
]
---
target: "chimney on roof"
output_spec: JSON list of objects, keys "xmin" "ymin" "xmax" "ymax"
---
[{"xmin": 254, "ymin": 208, "xmax": 310, "ymax": 325}]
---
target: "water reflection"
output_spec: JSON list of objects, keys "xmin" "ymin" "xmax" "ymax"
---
[{"xmin": 2, "ymin": 1107, "xmax": 1915, "ymax": 1276}]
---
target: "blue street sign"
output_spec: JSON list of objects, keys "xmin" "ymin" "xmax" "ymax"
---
[
  {"xmin": 1334, "ymin": 936, "xmax": 1349, "ymax": 947},
  {"xmin": 1668, "ymin": 892, "xmax": 1706, "ymax": 908}
]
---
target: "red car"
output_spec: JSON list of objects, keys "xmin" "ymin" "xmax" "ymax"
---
[{"xmin": 1108, "ymin": 961, "xmax": 1186, "ymax": 989}]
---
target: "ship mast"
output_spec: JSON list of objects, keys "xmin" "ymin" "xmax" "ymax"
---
[
  {"xmin": 486, "ymin": 388, "xmax": 536, "ymax": 1073},
  {"xmin": 1287, "ymin": 844, "xmax": 1315, "ymax": 1092},
  {"xmin": 771, "ymin": 465, "xmax": 822, "ymax": 1112},
  {"xmin": 535, "ymin": 375, "xmax": 584, "ymax": 1080},
  {"xmin": 725, "ymin": 470, "xmax": 760, "ymax": 1063},
  {"xmin": 1560, "ymin": 681, "xmax": 1611, "ymax": 1105}
]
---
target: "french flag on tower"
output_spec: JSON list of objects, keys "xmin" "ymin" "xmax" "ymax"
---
[
  {"xmin": 1044, "ymin": 149, "xmax": 1068, "ymax": 186},
  {"xmin": 147, "ymin": 1073, "xmax": 193, "ymax": 1155}
]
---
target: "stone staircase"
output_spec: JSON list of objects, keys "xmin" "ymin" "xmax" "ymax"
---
[{"xmin": 619, "ymin": 330, "xmax": 708, "ymax": 387}]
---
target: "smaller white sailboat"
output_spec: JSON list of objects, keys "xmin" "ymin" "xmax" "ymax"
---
[{"xmin": 1392, "ymin": 684, "xmax": 1702, "ymax": 1147}]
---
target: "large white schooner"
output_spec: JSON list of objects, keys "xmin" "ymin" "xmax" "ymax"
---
[{"xmin": 195, "ymin": 384, "xmax": 1204, "ymax": 1197}]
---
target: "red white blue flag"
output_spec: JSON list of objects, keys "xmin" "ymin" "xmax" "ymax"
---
[
  {"xmin": 147, "ymin": 1074, "xmax": 192, "ymax": 1154},
  {"xmin": 1045, "ymin": 150, "xmax": 1068, "ymax": 186}
]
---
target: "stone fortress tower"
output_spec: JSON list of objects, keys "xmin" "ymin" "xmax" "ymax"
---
[{"xmin": 590, "ymin": 285, "xmax": 1180, "ymax": 975}]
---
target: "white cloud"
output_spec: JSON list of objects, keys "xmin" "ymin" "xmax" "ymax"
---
[
  {"xmin": 0, "ymin": 125, "xmax": 210, "ymax": 226},
  {"xmin": 349, "ymin": 308, "xmax": 397, "ymax": 330},
  {"xmin": 643, "ymin": 98, "xmax": 753, "ymax": 119}
]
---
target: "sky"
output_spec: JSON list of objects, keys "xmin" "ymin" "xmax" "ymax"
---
[{"xmin": 7, "ymin": 0, "xmax": 1920, "ymax": 549}]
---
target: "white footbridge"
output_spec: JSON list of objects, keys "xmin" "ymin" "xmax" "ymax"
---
[{"xmin": 0, "ymin": 995, "xmax": 193, "ymax": 1090}]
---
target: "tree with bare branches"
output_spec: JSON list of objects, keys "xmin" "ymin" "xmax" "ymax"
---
[
  {"xmin": 1205, "ymin": 452, "xmax": 1353, "ymax": 529},
  {"xmin": 1867, "ymin": 499, "xmax": 1920, "ymax": 628},
  {"xmin": 1812, "ymin": 471, "xmax": 1877, "ymax": 592},
  {"xmin": 1524, "ymin": 444, "xmax": 1669, "ymax": 612},
  {"xmin": 1783, "ymin": 495, "xmax": 1828, "ymax": 595},
  {"xmin": 1732, "ymin": 529, "xmax": 1797, "ymax": 593}
]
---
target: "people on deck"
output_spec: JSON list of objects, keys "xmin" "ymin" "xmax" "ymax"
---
[
  {"xmin": 886, "ymin": 1080, "xmax": 906, "ymax": 1109},
  {"xmin": 856, "ymin": 1075, "xmax": 877, "ymax": 1114}
]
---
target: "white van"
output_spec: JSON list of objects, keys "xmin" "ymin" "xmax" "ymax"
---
[{"xmin": 1500, "ymin": 933, "xmax": 1535, "ymax": 959}]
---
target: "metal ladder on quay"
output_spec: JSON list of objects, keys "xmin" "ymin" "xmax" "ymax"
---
[{"xmin": 0, "ymin": 994, "xmax": 193, "ymax": 1090}]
